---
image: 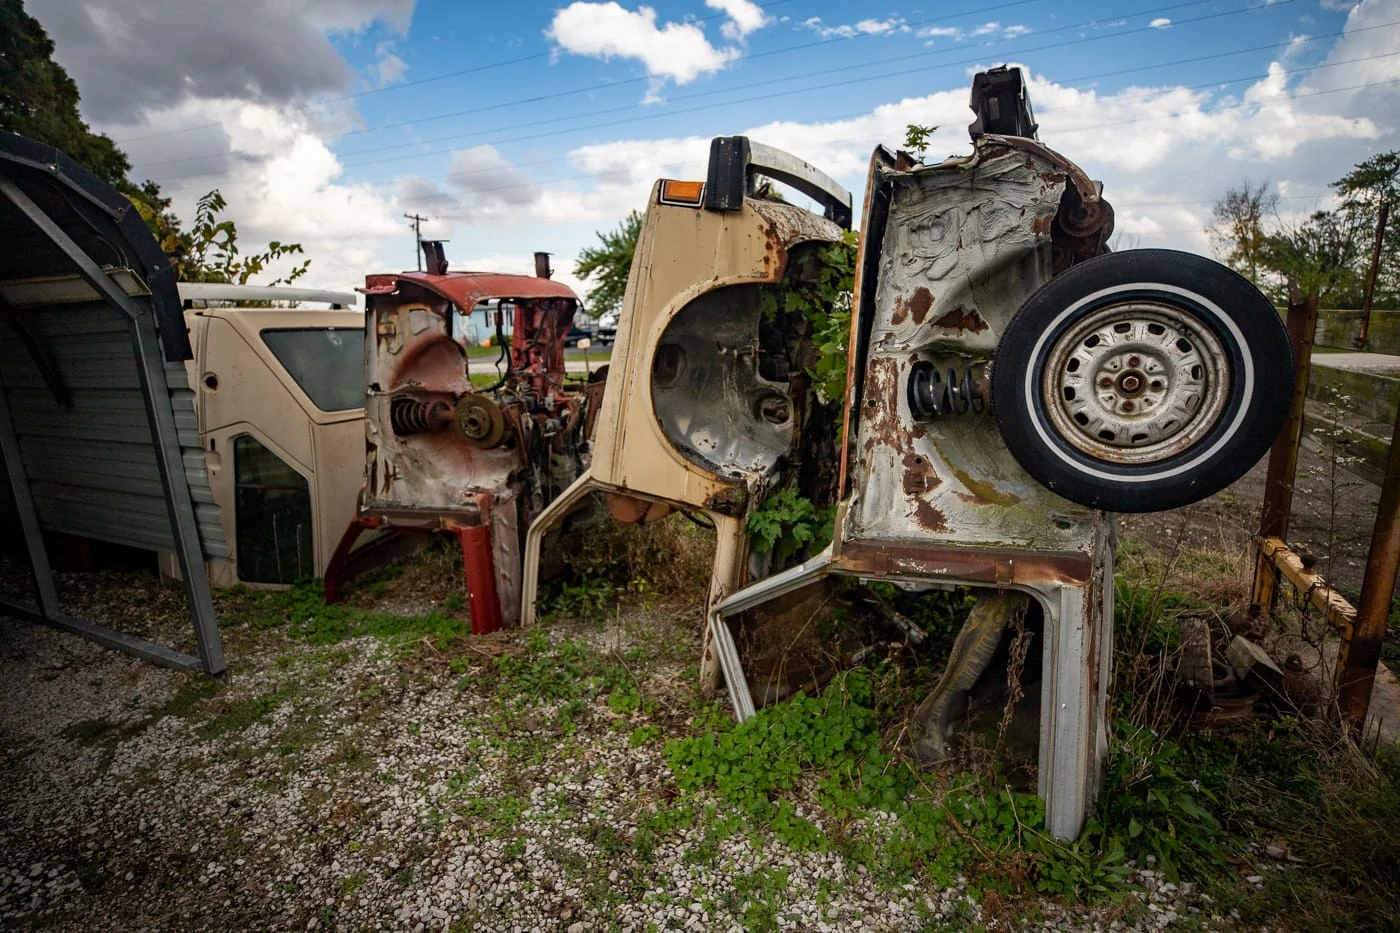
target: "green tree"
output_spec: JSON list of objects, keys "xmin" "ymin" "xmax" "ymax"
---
[
  {"xmin": 176, "ymin": 189, "xmax": 309, "ymax": 285},
  {"xmin": 575, "ymin": 210, "xmax": 641, "ymax": 318},
  {"xmin": 0, "ymin": 0, "xmax": 129, "ymax": 185},
  {"xmin": 902, "ymin": 123, "xmax": 939, "ymax": 162},
  {"xmin": 1260, "ymin": 208, "xmax": 1367, "ymax": 304},
  {"xmin": 1208, "ymin": 180, "xmax": 1277, "ymax": 286},
  {"xmin": 1330, "ymin": 150, "xmax": 1398, "ymax": 309}
]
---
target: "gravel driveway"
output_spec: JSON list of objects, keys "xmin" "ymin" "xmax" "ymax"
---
[{"xmin": 0, "ymin": 562, "xmax": 1228, "ymax": 932}]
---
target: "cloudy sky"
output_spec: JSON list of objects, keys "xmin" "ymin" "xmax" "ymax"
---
[{"xmin": 28, "ymin": 0, "xmax": 1400, "ymax": 300}]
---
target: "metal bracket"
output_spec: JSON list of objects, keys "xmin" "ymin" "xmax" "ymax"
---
[
  {"xmin": 0, "ymin": 174, "xmax": 225, "ymax": 674},
  {"xmin": 704, "ymin": 136, "xmax": 854, "ymax": 228}
]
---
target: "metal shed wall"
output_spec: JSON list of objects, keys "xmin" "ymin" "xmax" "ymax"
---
[
  {"xmin": 0, "ymin": 302, "xmax": 225, "ymax": 557},
  {"xmin": 0, "ymin": 129, "xmax": 224, "ymax": 673}
]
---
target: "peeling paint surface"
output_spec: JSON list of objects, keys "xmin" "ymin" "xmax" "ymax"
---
[{"xmin": 845, "ymin": 140, "xmax": 1102, "ymax": 557}]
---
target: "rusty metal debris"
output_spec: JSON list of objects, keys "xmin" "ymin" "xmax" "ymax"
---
[
  {"xmin": 514, "ymin": 67, "xmax": 1291, "ymax": 839},
  {"xmin": 324, "ymin": 252, "xmax": 596, "ymax": 632},
  {"xmin": 912, "ymin": 591, "xmax": 1031, "ymax": 763}
]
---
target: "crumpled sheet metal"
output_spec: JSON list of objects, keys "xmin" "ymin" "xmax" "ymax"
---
[{"xmin": 845, "ymin": 139, "xmax": 1102, "ymax": 559}]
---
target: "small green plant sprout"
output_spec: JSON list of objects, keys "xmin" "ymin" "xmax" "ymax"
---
[{"xmin": 903, "ymin": 123, "xmax": 940, "ymax": 162}]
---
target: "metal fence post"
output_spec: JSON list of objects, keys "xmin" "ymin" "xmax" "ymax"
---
[{"xmin": 1252, "ymin": 294, "xmax": 1319, "ymax": 611}]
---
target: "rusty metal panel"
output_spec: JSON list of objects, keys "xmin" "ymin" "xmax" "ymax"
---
[
  {"xmin": 844, "ymin": 139, "xmax": 1102, "ymax": 559},
  {"xmin": 363, "ymin": 271, "xmax": 578, "ymax": 305},
  {"xmin": 349, "ymin": 267, "xmax": 589, "ymax": 629}
]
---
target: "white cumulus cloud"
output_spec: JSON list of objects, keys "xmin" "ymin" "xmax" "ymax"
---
[
  {"xmin": 1150, "ymin": 17, "xmax": 1172, "ymax": 29},
  {"xmin": 705, "ymin": 0, "xmax": 769, "ymax": 40},
  {"xmin": 546, "ymin": 2, "xmax": 739, "ymax": 85}
]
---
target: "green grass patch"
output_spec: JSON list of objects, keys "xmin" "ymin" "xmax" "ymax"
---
[
  {"xmin": 60, "ymin": 717, "xmax": 124, "ymax": 745},
  {"xmin": 197, "ymin": 687, "xmax": 294, "ymax": 740},
  {"xmin": 223, "ymin": 580, "xmax": 469, "ymax": 649},
  {"xmin": 665, "ymin": 669, "xmax": 1130, "ymax": 902}
]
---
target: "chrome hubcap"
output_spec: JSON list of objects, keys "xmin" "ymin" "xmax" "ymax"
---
[{"xmin": 1042, "ymin": 301, "xmax": 1231, "ymax": 465}]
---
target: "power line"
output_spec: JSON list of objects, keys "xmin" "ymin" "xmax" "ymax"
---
[
  {"xmin": 378, "ymin": 73, "xmax": 1400, "ymax": 211},
  {"xmin": 138, "ymin": 0, "xmax": 1307, "ymax": 197},
  {"xmin": 404, "ymin": 212, "xmax": 429, "ymax": 270},
  {"xmin": 111, "ymin": 0, "xmax": 803, "ymax": 145},
  {"xmin": 332, "ymin": 20, "xmax": 1393, "ymax": 176},
  {"xmin": 143, "ymin": 25, "xmax": 1399, "ymax": 202},
  {"xmin": 139, "ymin": 9, "xmax": 1396, "ymax": 221},
  {"xmin": 125, "ymin": 0, "xmax": 1224, "ymax": 172},
  {"xmin": 330, "ymin": 2, "xmax": 1355, "ymax": 171}
]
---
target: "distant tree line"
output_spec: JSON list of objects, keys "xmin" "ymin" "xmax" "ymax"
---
[{"xmin": 1209, "ymin": 151, "xmax": 1398, "ymax": 310}]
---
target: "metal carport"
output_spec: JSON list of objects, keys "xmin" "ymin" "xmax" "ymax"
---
[{"xmin": 0, "ymin": 131, "xmax": 225, "ymax": 674}]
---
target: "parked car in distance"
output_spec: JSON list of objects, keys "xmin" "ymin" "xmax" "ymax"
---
[
  {"xmin": 564, "ymin": 325, "xmax": 596, "ymax": 347},
  {"xmin": 595, "ymin": 317, "xmax": 617, "ymax": 345}
]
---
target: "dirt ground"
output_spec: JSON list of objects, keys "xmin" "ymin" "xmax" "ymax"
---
[
  {"xmin": 1118, "ymin": 440, "xmax": 1383, "ymax": 600},
  {"xmin": 0, "ymin": 440, "xmax": 1391, "ymax": 931}
]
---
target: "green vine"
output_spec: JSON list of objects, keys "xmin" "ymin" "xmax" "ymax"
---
[
  {"xmin": 746, "ymin": 488, "xmax": 835, "ymax": 562},
  {"xmin": 760, "ymin": 229, "xmax": 858, "ymax": 405}
]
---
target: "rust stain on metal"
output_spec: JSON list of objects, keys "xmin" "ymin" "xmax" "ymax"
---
[
  {"xmin": 704, "ymin": 486, "xmax": 748, "ymax": 516},
  {"xmin": 1031, "ymin": 213, "xmax": 1054, "ymax": 237},
  {"xmin": 947, "ymin": 461, "xmax": 1021, "ymax": 507},
  {"xmin": 912, "ymin": 499, "xmax": 948, "ymax": 532},
  {"xmin": 761, "ymin": 222, "xmax": 788, "ymax": 275},
  {"xmin": 859, "ymin": 356, "xmax": 905, "ymax": 455},
  {"xmin": 930, "ymin": 305, "xmax": 988, "ymax": 334},
  {"xmin": 901, "ymin": 451, "xmax": 940, "ymax": 496},
  {"xmin": 908, "ymin": 287, "xmax": 933, "ymax": 325},
  {"xmin": 840, "ymin": 541, "xmax": 1092, "ymax": 585},
  {"xmin": 890, "ymin": 288, "xmax": 934, "ymax": 326}
]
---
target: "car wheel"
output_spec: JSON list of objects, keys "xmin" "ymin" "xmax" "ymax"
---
[{"xmin": 991, "ymin": 249, "xmax": 1293, "ymax": 513}]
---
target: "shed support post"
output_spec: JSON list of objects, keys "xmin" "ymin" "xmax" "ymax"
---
[
  {"xmin": 0, "ymin": 378, "xmax": 62, "ymax": 616},
  {"xmin": 0, "ymin": 175, "xmax": 225, "ymax": 674}
]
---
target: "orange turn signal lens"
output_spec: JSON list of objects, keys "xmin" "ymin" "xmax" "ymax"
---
[{"xmin": 659, "ymin": 179, "xmax": 704, "ymax": 206}]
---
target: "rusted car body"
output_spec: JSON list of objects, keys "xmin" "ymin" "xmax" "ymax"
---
[
  {"xmin": 325, "ymin": 260, "xmax": 591, "ymax": 632},
  {"xmin": 522, "ymin": 67, "xmax": 1291, "ymax": 839},
  {"xmin": 519, "ymin": 139, "xmax": 855, "ymax": 661},
  {"xmin": 709, "ymin": 131, "xmax": 1118, "ymax": 838}
]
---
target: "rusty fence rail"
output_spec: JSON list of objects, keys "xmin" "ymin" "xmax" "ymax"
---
[{"xmin": 1252, "ymin": 295, "xmax": 1400, "ymax": 726}]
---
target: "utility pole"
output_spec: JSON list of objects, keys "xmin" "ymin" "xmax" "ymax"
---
[{"xmin": 404, "ymin": 213, "xmax": 429, "ymax": 271}]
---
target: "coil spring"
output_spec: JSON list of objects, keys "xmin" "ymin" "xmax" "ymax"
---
[
  {"xmin": 907, "ymin": 361, "xmax": 987, "ymax": 420},
  {"xmin": 390, "ymin": 397, "xmax": 450, "ymax": 436}
]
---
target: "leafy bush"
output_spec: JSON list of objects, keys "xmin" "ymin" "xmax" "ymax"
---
[
  {"xmin": 1084, "ymin": 721, "xmax": 1225, "ymax": 883},
  {"xmin": 746, "ymin": 487, "xmax": 835, "ymax": 562}
]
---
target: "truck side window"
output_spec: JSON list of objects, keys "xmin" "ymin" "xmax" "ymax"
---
[
  {"xmin": 260, "ymin": 328, "xmax": 364, "ymax": 412},
  {"xmin": 234, "ymin": 434, "xmax": 313, "ymax": 584}
]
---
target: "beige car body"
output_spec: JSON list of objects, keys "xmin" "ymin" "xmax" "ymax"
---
[
  {"xmin": 165, "ymin": 290, "xmax": 365, "ymax": 588},
  {"xmin": 521, "ymin": 139, "xmax": 853, "ymax": 675}
]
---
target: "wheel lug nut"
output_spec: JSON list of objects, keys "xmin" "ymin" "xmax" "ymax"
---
[
  {"xmin": 1098, "ymin": 377, "xmax": 1113, "ymax": 388},
  {"xmin": 1151, "ymin": 381, "xmax": 1164, "ymax": 391},
  {"xmin": 1122, "ymin": 401, "xmax": 1135, "ymax": 412},
  {"xmin": 1128, "ymin": 355, "xmax": 1141, "ymax": 367}
]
